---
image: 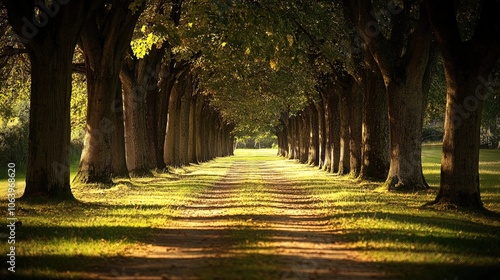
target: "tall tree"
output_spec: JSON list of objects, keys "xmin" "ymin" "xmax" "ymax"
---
[
  {"xmin": 349, "ymin": 0, "xmax": 437, "ymax": 191},
  {"xmin": 3, "ymin": 0, "xmax": 101, "ymax": 199},
  {"xmin": 74, "ymin": 0, "xmax": 144, "ymax": 185},
  {"xmin": 425, "ymin": 0, "xmax": 500, "ymax": 210}
]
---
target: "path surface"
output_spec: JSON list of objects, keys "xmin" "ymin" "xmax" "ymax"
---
[{"xmin": 95, "ymin": 158, "xmax": 392, "ymax": 280}]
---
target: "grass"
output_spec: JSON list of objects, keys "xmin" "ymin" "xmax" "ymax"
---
[
  {"xmin": 0, "ymin": 146, "xmax": 499, "ymax": 279},
  {"xmin": 283, "ymin": 145, "xmax": 500, "ymax": 280},
  {"xmin": 0, "ymin": 159, "xmax": 233, "ymax": 279}
]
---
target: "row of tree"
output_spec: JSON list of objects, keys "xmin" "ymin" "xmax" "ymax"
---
[
  {"xmin": 1, "ymin": 0, "xmax": 235, "ymax": 199},
  {"xmin": 1, "ymin": 0, "xmax": 499, "ymax": 212},
  {"xmin": 270, "ymin": 0, "xmax": 500, "ymax": 212}
]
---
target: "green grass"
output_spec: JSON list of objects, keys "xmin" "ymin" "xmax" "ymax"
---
[
  {"xmin": 0, "ymin": 158, "xmax": 233, "ymax": 279},
  {"xmin": 287, "ymin": 145, "xmax": 500, "ymax": 280},
  {"xmin": 0, "ymin": 146, "xmax": 499, "ymax": 279}
]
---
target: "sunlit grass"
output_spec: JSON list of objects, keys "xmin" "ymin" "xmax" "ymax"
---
[
  {"xmin": 278, "ymin": 145, "xmax": 500, "ymax": 280},
  {"xmin": 0, "ymin": 158, "xmax": 233, "ymax": 279},
  {"xmin": 0, "ymin": 147, "xmax": 499, "ymax": 279}
]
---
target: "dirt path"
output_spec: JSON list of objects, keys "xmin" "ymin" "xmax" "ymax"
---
[{"xmin": 95, "ymin": 159, "xmax": 392, "ymax": 280}]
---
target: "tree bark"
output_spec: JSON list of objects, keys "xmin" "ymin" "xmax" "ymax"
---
[
  {"xmin": 384, "ymin": 81, "xmax": 428, "ymax": 191},
  {"xmin": 307, "ymin": 102, "xmax": 319, "ymax": 166},
  {"xmin": 299, "ymin": 110, "xmax": 310, "ymax": 164},
  {"xmin": 425, "ymin": 0, "xmax": 500, "ymax": 210},
  {"xmin": 288, "ymin": 116, "xmax": 297, "ymax": 160},
  {"xmin": 74, "ymin": 1, "xmax": 143, "ymax": 185},
  {"xmin": 145, "ymin": 55, "xmax": 169, "ymax": 171},
  {"xmin": 24, "ymin": 44, "xmax": 73, "ymax": 199},
  {"xmin": 330, "ymin": 93, "xmax": 341, "ymax": 173},
  {"xmin": 4, "ymin": 1, "xmax": 100, "ymax": 199},
  {"xmin": 111, "ymin": 81, "xmax": 129, "ymax": 179},
  {"xmin": 194, "ymin": 96, "xmax": 206, "ymax": 162},
  {"xmin": 320, "ymin": 87, "xmax": 334, "ymax": 172},
  {"xmin": 349, "ymin": 82, "xmax": 363, "ymax": 178},
  {"xmin": 352, "ymin": 0, "xmax": 435, "ymax": 191},
  {"xmin": 359, "ymin": 54, "xmax": 390, "ymax": 180},
  {"xmin": 120, "ymin": 57, "xmax": 154, "ymax": 177},
  {"xmin": 188, "ymin": 91, "xmax": 199, "ymax": 163},
  {"xmin": 338, "ymin": 90, "xmax": 351, "ymax": 175},
  {"xmin": 177, "ymin": 74, "xmax": 193, "ymax": 166},
  {"xmin": 316, "ymin": 100, "xmax": 326, "ymax": 169},
  {"xmin": 164, "ymin": 77, "xmax": 181, "ymax": 167}
]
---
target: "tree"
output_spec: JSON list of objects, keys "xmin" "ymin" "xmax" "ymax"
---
[
  {"xmin": 425, "ymin": 0, "xmax": 500, "ymax": 210},
  {"xmin": 3, "ymin": 0, "xmax": 101, "ymax": 199},
  {"xmin": 74, "ymin": 0, "xmax": 144, "ymax": 185},
  {"xmin": 349, "ymin": 0, "xmax": 437, "ymax": 191}
]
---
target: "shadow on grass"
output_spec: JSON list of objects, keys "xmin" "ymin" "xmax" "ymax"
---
[{"xmin": 1, "ymin": 223, "xmax": 499, "ymax": 280}]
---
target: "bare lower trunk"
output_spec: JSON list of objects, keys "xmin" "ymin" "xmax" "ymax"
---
[
  {"xmin": 338, "ymin": 93, "xmax": 350, "ymax": 175},
  {"xmin": 188, "ymin": 93, "xmax": 198, "ymax": 163},
  {"xmin": 121, "ymin": 71, "xmax": 153, "ymax": 177},
  {"xmin": 321, "ymin": 90, "xmax": 334, "ymax": 172},
  {"xmin": 194, "ymin": 97, "xmax": 206, "ymax": 162},
  {"xmin": 74, "ymin": 75, "xmax": 117, "ymax": 185},
  {"xmin": 316, "ymin": 101, "xmax": 326, "ymax": 169},
  {"xmin": 359, "ymin": 62, "xmax": 389, "ymax": 180},
  {"xmin": 331, "ymin": 94, "xmax": 341, "ymax": 173},
  {"xmin": 307, "ymin": 102, "xmax": 319, "ymax": 166},
  {"xmin": 431, "ymin": 81, "xmax": 484, "ymax": 209},
  {"xmin": 349, "ymin": 83, "xmax": 363, "ymax": 177},
  {"xmin": 111, "ymin": 82, "xmax": 129, "ymax": 179},
  {"xmin": 299, "ymin": 111, "xmax": 310, "ymax": 164},
  {"xmin": 178, "ymin": 75, "xmax": 193, "ymax": 166},
  {"xmin": 384, "ymin": 83, "xmax": 428, "ymax": 191},
  {"xmin": 4, "ymin": 1, "xmax": 100, "ymax": 200},
  {"xmin": 164, "ymin": 81, "xmax": 180, "ymax": 167},
  {"xmin": 23, "ymin": 49, "xmax": 73, "ymax": 199},
  {"xmin": 74, "ymin": 2, "xmax": 142, "ymax": 185}
]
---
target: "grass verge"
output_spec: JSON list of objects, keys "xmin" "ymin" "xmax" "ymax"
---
[
  {"xmin": 276, "ymin": 146, "xmax": 500, "ymax": 280},
  {"xmin": 0, "ymin": 158, "xmax": 232, "ymax": 279}
]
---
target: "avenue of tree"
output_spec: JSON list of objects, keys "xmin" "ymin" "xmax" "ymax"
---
[{"xmin": 0, "ymin": 0, "xmax": 499, "ymax": 213}]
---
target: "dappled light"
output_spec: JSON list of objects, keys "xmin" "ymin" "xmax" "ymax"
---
[
  {"xmin": 1, "ymin": 0, "xmax": 500, "ymax": 279},
  {"xmin": 1, "ymin": 149, "xmax": 499, "ymax": 279}
]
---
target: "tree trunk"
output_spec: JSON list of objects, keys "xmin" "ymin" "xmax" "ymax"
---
[
  {"xmin": 316, "ymin": 100, "xmax": 326, "ymax": 169},
  {"xmin": 307, "ymin": 102, "xmax": 319, "ymax": 166},
  {"xmin": 74, "ymin": 1, "xmax": 143, "ymax": 185},
  {"xmin": 178, "ymin": 74, "xmax": 193, "ymax": 166},
  {"xmin": 434, "ymin": 82, "xmax": 484, "ymax": 208},
  {"xmin": 424, "ymin": 0, "xmax": 500, "ymax": 211},
  {"xmin": 4, "ymin": 1, "xmax": 100, "ymax": 199},
  {"xmin": 188, "ymin": 92, "xmax": 198, "ymax": 163},
  {"xmin": 194, "ymin": 96, "xmax": 206, "ymax": 162},
  {"xmin": 320, "ymin": 89, "xmax": 334, "ymax": 172},
  {"xmin": 383, "ymin": 81, "xmax": 429, "ymax": 191},
  {"xmin": 350, "ymin": 0, "xmax": 434, "ymax": 191},
  {"xmin": 359, "ymin": 56, "xmax": 390, "ymax": 180},
  {"xmin": 111, "ymin": 82, "xmax": 129, "ymax": 179},
  {"xmin": 142, "ymin": 48, "xmax": 167, "ymax": 171},
  {"xmin": 24, "ymin": 47, "xmax": 74, "ymax": 199},
  {"xmin": 331, "ymin": 94, "xmax": 341, "ymax": 173},
  {"xmin": 164, "ymin": 79, "xmax": 181, "ymax": 167},
  {"xmin": 338, "ymin": 91, "xmax": 350, "ymax": 175},
  {"xmin": 288, "ymin": 116, "xmax": 297, "ymax": 159},
  {"xmin": 349, "ymin": 82, "xmax": 363, "ymax": 178},
  {"xmin": 299, "ymin": 111, "xmax": 310, "ymax": 163},
  {"xmin": 120, "ymin": 61, "xmax": 153, "ymax": 177}
]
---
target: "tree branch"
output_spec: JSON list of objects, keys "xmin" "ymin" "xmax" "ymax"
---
[
  {"xmin": 351, "ymin": 0, "xmax": 393, "ymax": 82},
  {"xmin": 0, "ymin": 46, "xmax": 27, "ymax": 60},
  {"xmin": 72, "ymin": 63, "xmax": 87, "ymax": 74}
]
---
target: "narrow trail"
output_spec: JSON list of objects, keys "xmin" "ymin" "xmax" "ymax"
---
[{"xmin": 96, "ymin": 157, "xmax": 392, "ymax": 280}]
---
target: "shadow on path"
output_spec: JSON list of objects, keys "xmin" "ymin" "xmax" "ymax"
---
[{"xmin": 87, "ymin": 160, "xmax": 393, "ymax": 280}]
